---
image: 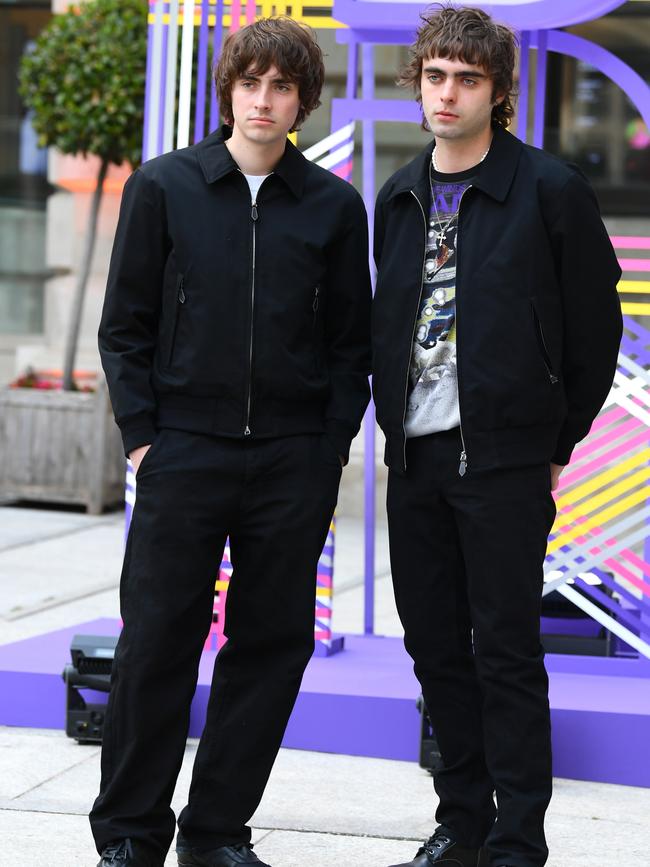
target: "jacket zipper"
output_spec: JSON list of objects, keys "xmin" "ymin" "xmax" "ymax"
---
[
  {"xmin": 167, "ymin": 275, "xmax": 185, "ymax": 366},
  {"xmin": 408, "ymin": 186, "xmax": 470, "ymax": 477},
  {"xmin": 531, "ymin": 303, "xmax": 559, "ymax": 384},
  {"xmin": 244, "ymin": 198, "xmax": 258, "ymax": 436},
  {"xmin": 313, "ymin": 285, "xmax": 320, "ymax": 326},
  {"xmin": 455, "ymin": 185, "xmax": 472, "ymax": 477},
  {"xmin": 404, "ymin": 191, "xmax": 429, "ymax": 471}
]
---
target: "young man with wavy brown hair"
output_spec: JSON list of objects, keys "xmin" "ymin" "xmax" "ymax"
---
[
  {"xmin": 373, "ymin": 6, "xmax": 621, "ymax": 867},
  {"xmin": 91, "ymin": 17, "xmax": 371, "ymax": 867}
]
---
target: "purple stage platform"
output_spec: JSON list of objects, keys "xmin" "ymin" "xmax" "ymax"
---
[{"xmin": 1, "ymin": 619, "xmax": 649, "ymax": 788}]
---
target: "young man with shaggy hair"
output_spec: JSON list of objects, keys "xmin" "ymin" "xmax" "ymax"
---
[
  {"xmin": 373, "ymin": 6, "xmax": 621, "ymax": 867},
  {"xmin": 91, "ymin": 17, "xmax": 371, "ymax": 867}
]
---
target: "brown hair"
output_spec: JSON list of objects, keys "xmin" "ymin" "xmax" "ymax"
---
[
  {"xmin": 398, "ymin": 4, "xmax": 517, "ymax": 130},
  {"xmin": 215, "ymin": 17, "xmax": 325, "ymax": 133}
]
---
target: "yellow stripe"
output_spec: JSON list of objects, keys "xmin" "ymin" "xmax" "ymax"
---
[
  {"xmin": 548, "ymin": 485, "xmax": 650, "ymax": 553},
  {"xmin": 555, "ymin": 449, "xmax": 650, "ymax": 508},
  {"xmin": 316, "ymin": 587, "xmax": 332, "ymax": 598},
  {"xmin": 618, "ymin": 280, "xmax": 650, "ymax": 294},
  {"xmin": 560, "ymin": 466, "xmax": 650, "ymax": 521},
  {"xmin": 215, "ymin": 580, "xmax": 230, "ymax": 591},
  {"xmin": 148, "ymin": 11, "xmax": 342, "ymax": 27},
  {"xmin": 621, "ymin": 302, "xmax": 650, "ymax": 315}
]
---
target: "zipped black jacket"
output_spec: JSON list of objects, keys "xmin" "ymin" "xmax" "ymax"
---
[
  {"xmin": 99, "ymin": 126, "xmax": 372, "ymax": 460},
  {"xmin": 373, "ymin": 125, "xmax": 622, "ymax": 474}
]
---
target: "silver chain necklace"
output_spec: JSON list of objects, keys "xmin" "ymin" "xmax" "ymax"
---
[
  {"xmin": 428, "ymin": 144, "xmax": 490, "ymax": 248},
  {"xmin": 431, "ymin": 144, "xmax": 490, "ymax": 174}
]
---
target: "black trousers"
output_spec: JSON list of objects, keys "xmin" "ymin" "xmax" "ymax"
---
[
  {"xmin": 90, "ymin": 429, "xmax": 341, "ymax": 860},
  {"xmin": 387, "ymin": 428, "xmax": 555, "ymax": 867}
]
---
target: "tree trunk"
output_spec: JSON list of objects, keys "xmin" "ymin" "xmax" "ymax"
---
[{"xmin": 62, "ymin": 157, "xmax": 109, "ymax": 391}]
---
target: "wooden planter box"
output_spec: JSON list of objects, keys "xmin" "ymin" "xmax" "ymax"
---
[{"xmin": 0, "ymin": 380, "xmax": 125, "ymax": 514}]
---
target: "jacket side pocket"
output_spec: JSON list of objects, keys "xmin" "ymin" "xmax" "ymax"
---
[
  {"xmin": 167, "ymin": 274, "xmax": 185, "ymax": 367},
  {"xmin": 531, "ymin": 300, "xmax": 559, "ymax": 385}
]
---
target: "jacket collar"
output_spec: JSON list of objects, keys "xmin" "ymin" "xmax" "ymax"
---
[
  {"xmin": 388, "ymin": 124, "xmax": 522, "ymax": 204},
  {"xmin": 195, "ymin": 124, "xmax": 306, "ymax": 198}
]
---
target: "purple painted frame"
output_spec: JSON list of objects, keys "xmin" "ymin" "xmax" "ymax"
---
[{"xmin": 332, "ymin": 0, "xmax": 627, "ymax": 33}]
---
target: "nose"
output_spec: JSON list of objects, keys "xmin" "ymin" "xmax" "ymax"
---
[
  {"xmin": 440, "ymin": 78, "xmax": 456, "ymax": 104},
  {"xmin": 255, "ymin": 84, "xmax": 272, "ymax": 111}
]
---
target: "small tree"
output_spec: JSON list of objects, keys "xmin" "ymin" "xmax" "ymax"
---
[{"xmin": 18, "ymin": 0, "xmax": 147, "ymax": 390}]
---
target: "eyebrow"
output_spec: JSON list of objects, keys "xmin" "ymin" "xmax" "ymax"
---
[
  {"xmin": 241, "ymin": 72, "xmax": 295, "ymax": 85},
  {"xmin": 423, "ymin": 65, "xmax": 488, "ymax": 79}
]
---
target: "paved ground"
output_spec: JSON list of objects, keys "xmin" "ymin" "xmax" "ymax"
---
[{"xmin": 1, "ymin": 504, "xmax": 649, "ymax": 866}]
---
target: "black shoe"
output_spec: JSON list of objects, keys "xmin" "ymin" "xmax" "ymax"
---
[
  {"xmin": 97, "ymin": 839, "xmax": 161, "ymax": 866},
  {"xmin": 176, "ymin": 843, "xmax": 271, "ymax": 867},
  {"xmin": 388, "ymin": 830, "xmax": 487, "ymax": 866}
]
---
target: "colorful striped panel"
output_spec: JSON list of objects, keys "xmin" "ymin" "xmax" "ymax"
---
[{"xmin": 545, "ymin": 236, "xmax": 650, "ymax": 660}]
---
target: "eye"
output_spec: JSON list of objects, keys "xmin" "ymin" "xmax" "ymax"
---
[
  {"xmin": 428, "ymin": 74, "xmax": 441, "ymax": 83},
  {"xmin": 463, "ymin": 78, "xmax": 477, "ymax": 86}
]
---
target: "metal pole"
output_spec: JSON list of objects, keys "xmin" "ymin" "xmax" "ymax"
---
[
  {"xmin": 516, "ymin": 30, "xmax": 530, "ymax": 143},
  {"xmin": 362, "ymin": 43, "xmax": 376, "ymax": 635},
  {"xmin": 533, "ymin": 30, "xmax": 548, "ymax": 149}
]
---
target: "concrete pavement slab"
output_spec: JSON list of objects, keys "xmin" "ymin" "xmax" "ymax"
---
[
  {"xmin": 0, "ymin": 728, "xmax": 99, "ymax": 802},
  {"xmin": 0, "ymin": 808, "xmax": 271, "ymax": 867},
  {"xmin": 0, "ymin": 523, "xmax": 123, "ymax": 620},
  {"xmin": 548, "ymin": 776, "xmax": 650, "ymax": 826},
  {"xmin": 4, "ymin": 728, "xmax": 650, "ymax": 867},
  {"xmin": 254, "ymin": 829, "xmax": 418, "ymax": 867},
  {"xmin": 0, "ymin": 506, "xmax": 110, "ymax": 552},
  {"xmin": 331, "ymin": 516, "xmax": 390, "ymax": 591},
  {"xmin": 251, "ymin": 748, "xmax": 435, "ymax": 839}
]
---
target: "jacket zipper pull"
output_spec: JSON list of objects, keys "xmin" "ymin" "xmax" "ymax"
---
[
  {"xmin": 251, "ymin": 201, "xmax": 258, "ymax": 221},
  {"xmin": 313, "ymin": 285, "xmax": 320, "ymax": 313},
  {"xmin": 244, "ymin": 426, "xmax": 251, "ymax": 436},
  {"xmin": 458, "ymin": 450, "xmax": 467, "ymax": 477}
]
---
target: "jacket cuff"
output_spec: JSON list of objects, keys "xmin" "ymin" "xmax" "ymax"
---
[
  {"xmin": 324, "ymin": 420, "xmax": 356, "ymax": 466},
  {"xmin": 120, "ymin": 414, "xmax": 158, "ymax": 458},
  {"xmin": 551, "ymin": 432, "xmax": 575, "ymax": 467}
]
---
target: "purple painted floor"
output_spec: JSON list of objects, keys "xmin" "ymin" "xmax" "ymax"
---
[{"xmin": 1, "ymin": 619, "xmax": 649, "ymax": 786}]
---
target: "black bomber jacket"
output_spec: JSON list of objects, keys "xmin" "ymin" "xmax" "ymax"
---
[
  {"xmin": 99, "ymin": 126, "xmax": 372, "ymax": 460},
  {"xmin": 372, "ymin": 125, "xmax": 623, "ymax": 475}
]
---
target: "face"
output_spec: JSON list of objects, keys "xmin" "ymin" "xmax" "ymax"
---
[
  {"xmin": 229, "ymin": 64, "xmax": 301, "ymax": 146},
  {"xmin": 420, "ymin": 55, "xmax": 502, "ymax": 144}
]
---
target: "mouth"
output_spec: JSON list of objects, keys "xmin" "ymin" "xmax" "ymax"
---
[
  {"xmin": 250, "ymin": 117, "xmax": 274, "ymax": 125},
  {"xmin": 436, "ymin": 112, "xmax": 459, "ymax": 120}
]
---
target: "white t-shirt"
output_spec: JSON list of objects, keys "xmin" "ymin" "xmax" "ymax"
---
[{"xmin": 244, "ymin": 173, "xmax": 270, "ymax": 202}]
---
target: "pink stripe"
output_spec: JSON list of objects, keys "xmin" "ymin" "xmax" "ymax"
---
[
  {"xmin": 332, "ymin": 159, "xmax": 353, "ymax": 181},
  {"xmin": 619, "ymin": 548, "xmax": 650, "ymax": 583},
  {"xmin": 611, "ymin": 236, "xmax": 650, "ymax": 250},
  {"xmin": 558, "ymin": 426, "xmax": 648, "ymax": 489},
  {"xmin": 246, "ymin": 0, "xmax": 255, "ymax": 23},
  {"xmin": 586, "ymin": 405, "xmax": 627, "ymax": 435},
  {"xmin": 569, "ymin": 415, "xmax": 639, "ymax": 465},
  {"xmin": 550, "ymin": 515, "xmax": 650, "ymax": 598},
  {"xmin": 619, "ymin": 258, "xmax": 650, "ymax": 272},
  {"xmin": 316, "ymin": 574, "xmax": 333, "ymax": 586},
  {"xmin": 230, "ymin": 0, "xmax": 241, "ymax": 31},
  {"xmin": 604, "ymin": 557, "xmax": 650, "ymax": 598},
  {"xmin": 314, "ymin": 630, "xmax": 330, "ymax": 640},
  {"xmin": 315, "ymin": 607, "xmax": 331, "ymax": 618}
]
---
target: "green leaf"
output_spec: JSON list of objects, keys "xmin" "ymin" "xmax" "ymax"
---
[{"xmin": 18, "ymin": 0, "xmax": 147, "ymax": 167}]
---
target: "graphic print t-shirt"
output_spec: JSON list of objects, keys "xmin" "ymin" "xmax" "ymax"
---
[{"xmin": 404, "ymin": 164, "xmax": 477, "ymax": 438}]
